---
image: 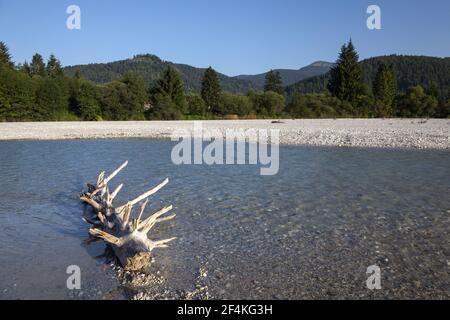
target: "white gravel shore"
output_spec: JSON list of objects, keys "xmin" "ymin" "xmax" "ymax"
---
[{"xmin": 0, "ymin": 119, "xmax": 449, "ymax": 149}]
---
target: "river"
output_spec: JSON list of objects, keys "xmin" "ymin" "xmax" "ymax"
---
[{"xmin": 0, "ymin": 139, "xmax": 448, "ymax": 299}]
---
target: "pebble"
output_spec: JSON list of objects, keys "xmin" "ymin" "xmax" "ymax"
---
[{"xmin": 1, "ymin": 119, "xmax": 449, "ymax": 149}]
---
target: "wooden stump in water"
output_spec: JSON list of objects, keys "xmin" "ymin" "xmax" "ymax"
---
[{"xmin": 80, "ymin": 160, "xmax": 176, "ymax": 271}]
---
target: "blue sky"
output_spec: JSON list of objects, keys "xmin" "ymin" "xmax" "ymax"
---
[{"xmin": 0, "ymin": 0, "xmax": 449, "ymax": 76}]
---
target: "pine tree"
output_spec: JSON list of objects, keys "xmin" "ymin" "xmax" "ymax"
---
[
  {"xmin": 201, "ymin": 67, "xmax": 221, "ymax": 111},
  {"xmin": 121, "ymin": 72, "xmax": 148, "ymax": 120},
  {"xmin": 75, "ymin": 81, "xmax": 101, "ymax": 121},
  {"xmin": 187, "ymin": 93, "xmax": 207, "ymax": 116},
  {"xmin": 98, "ymin": 81, "xmax": 129, "ymax": 120},
  {"xmin": 149, "ymin": 65, "xmax": 187, "ymax": 118},
  {"xmin": 0, "ymin": 64, "xmax": 12, "ymax": 119},
  {"xmin": 30, "ymin": 53, "xmax": 46, "ymax": 76},
  {"xmin": 46, "ymin": 54, "xmax": 64, "ymax": 77},
  {"xmin": 373, "ymin": 62, "xmax": 396, "ymax": 112},
  {"xmin": 264, "ymin": 70, "xmax": 283, "ymax": 95},
  {"xmin": 0, "ymin": 41, "xmax": 13, "ymax": 68},
  {"xmin": 21, "ymin": 61, "xmax": 31, "ymax": 76},
  {"xmin": 328, "ymin": 40, "xmax": 363, "ymax": 104}
]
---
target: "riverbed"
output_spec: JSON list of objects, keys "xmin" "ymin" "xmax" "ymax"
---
[
  {"xmin": 0, "ymin": 139, "xmax": 449, "ymax": 299},
  {"xmin": 0, "ymin": 119, "xmax": 449, "ymax": 149}
]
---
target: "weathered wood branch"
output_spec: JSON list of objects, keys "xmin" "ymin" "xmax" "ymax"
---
[{"xmin": 80, "ymin": 161, "xmax": 176, "ymax": 271}]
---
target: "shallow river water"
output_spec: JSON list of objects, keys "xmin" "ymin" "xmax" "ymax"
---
[{"xmin": 0, "ymin": 139, "xmax": 449, "ymax": 299}]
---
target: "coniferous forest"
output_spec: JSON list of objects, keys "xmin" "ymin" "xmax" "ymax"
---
[{"xmin": 1, "ymin": 40, "xmax": 449, "ymax": 121}]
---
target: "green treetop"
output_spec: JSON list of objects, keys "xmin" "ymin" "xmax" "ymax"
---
[
  {"xmin": 151, "ymin": 65, "xmax": 187, "ymax": 114},
  {"xmin": 264, "ymin": 70, "xmax": 283, "ymax": 95},
  {"xmin": 201, "ymin": 67, "xmax": 222, "ymax": 111},
  {"xmin": 0, "ymin": 41, "xmax": 13, "ymax": 68},
  {"xmin": 46, "ymin": 54, "xmax": 64, "ymax": 77},
  {"xmin": 30, "ymin": 53, "xmax": 46, "ymax": 76},
  {"xmin": 328, "ymin": 40, "xmax": 364, "ymax": 104},
  {"xmin": 373, "ymin": 62, "xmax": 396, "ymax": 108}
]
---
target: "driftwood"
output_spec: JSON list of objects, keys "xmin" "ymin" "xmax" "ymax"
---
[{"xmin": 80, "ymin": 161, "xmax": 176, "ymax": 271}]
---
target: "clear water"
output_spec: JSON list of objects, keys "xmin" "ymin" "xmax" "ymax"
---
[{"xmin": 0, "ymin": 139, "xmax": 449, "ymax": 299}]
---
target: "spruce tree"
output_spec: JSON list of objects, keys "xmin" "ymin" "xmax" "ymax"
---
[
  {"xmin": 0, "ymin": 63, "xmax": 12, "ymax": 120},
  {"xmin": 21, "ymin": 62, "xmax": 31, "ymax": 76},
  {"xmin": 201, "ymin": 67, "xmax": 221, "ymax": 111},
  {"xmin": 121, "ymin": 72, "xmax": 148, "ymax": 120},
  {"xmin": 46, "ymin": 54, "xmax": 64, "ymax": 77},
  {"xmin": 328, "ymin": 40, "xmax": 363, "ymax": 104},
  {"xmin": 264, "ymin": 70, "xmax": 283, "ymax": 95},
  {"xmin": 373, "ymin": 62, "xmax": 396, "ymax": 109},
  {"xmin": 150, "ymin": 65, "xmax": 187, "ymax": 117},
  {"xmin": 0, "ymin": 41, "xmax": 13, "ymax": 67},
  {"xmin": 30, "ymin": 53, "xmax": 46, "ymax": 76},
  {"xmin": 75, "ymin": 81, "xmax": 101, "ymax": 121}
]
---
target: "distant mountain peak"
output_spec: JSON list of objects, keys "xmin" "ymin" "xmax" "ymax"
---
[
  {"xmin": 234, "ymin": 61, "xmax": 334, "ymax": 89},
  {"xmin": 307, "ymin": 61, "xmax": 334, "ymax": 68},
  {"xmin": 131, "ymin": 54, "xmax": 162, "ymax": 63},
  {"xmin": 64, "ymin": 54, "xmax": 254, "ymax": 94}
]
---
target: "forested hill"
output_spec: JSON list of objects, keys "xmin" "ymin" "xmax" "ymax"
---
[
  {"xmin": 64, "ymin": 54, "xmax": 255, "ymax": 94},
  {"xmin": 234, "ymin": 61, "xmax": 334, "ymax": 89},
  {"xmin": 285, "ymin": 55, "xmax": 450, "ymax": 100}
]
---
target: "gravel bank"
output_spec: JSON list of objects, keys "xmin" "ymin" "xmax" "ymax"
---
[{"xmin": 0, "ymin": 119, "xmax": 449, "ymax": 149}]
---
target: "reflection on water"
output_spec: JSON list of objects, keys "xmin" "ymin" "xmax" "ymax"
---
[{"xmin": 0, "ymin": 139, "xmax": 449, "ymax": 299}]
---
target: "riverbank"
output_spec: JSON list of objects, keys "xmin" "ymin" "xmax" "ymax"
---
[{"xmin": 0, "ymin": 119, "xmax": 449, "ymax": 149}]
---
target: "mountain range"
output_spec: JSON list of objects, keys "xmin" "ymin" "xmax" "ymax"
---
[
  {"xmin": 64, "ymin": 54, "xmax": 449, "ymax": 99},
  {"xmin": 234, "ymin": 61, "xmax": 334, "ymax": 88},
  {"xmin": 286, "ymin": 55, "xmax": 450, "ymax": 100},
  {"xmin": 65, "ymin": 54, "xmax": 253, "ymax": 93},
  {"xmin": 64, "ymin": 55, "xmax": 333, "ymax": 93}
]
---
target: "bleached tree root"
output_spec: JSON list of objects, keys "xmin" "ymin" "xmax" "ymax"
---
[{"xmin": 80, "ymin": 161, "xmax": 176, "ymax": 271}]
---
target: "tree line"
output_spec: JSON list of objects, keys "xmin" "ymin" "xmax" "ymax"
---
[
  {"xmin": 286, "ymin": 52, "xmax": 450, "ymax": 117},
  {"xmin": 286, "ymin": 41, "xmax": 450, "ymax": 118},
  {"xmin": 1, "ymin": 40, "xmax": 449, "ymax": 121}
]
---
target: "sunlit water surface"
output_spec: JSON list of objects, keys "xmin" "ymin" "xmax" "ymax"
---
[{"xmin": 0, "ymin": 139, "xmax": 449, "ymax": 299}]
